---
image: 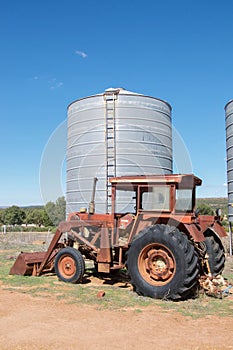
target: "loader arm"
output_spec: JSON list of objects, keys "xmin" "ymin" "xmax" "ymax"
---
[
  {"xmin": 36, "ymin": 227, "xmax": 63, "ymax": 275},
  {"xmin": 10, "ymin": 220, "xmax": 107, "ymax": 276}
]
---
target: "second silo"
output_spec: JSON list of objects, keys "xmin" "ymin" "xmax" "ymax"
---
[
  {"xmin": 225, "ymin": 100, "xmax": 233, "ymax": 222},
  {"xmin": 67, "ymin": 88, "xmax": 172, "ymax": 214}
]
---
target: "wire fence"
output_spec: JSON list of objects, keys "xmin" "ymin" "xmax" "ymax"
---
[{"xmin": 0, "ymin": 231, "xmax": 54, "ymax": 251}]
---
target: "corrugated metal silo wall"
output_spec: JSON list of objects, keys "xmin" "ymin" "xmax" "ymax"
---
[
  {"xmin": 225, "ymin": 100, "xmax": 233, "ymax": 222},
  {"xmin": 67, "ymin": 89, "xmax": 172, "ymax": 214}
]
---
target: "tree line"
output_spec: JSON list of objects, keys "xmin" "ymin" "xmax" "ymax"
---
[
  {"xmin": 0, "ymin": 199, "xmax": 226, "ymax": 228},
  {"xmin": 0, "ymin": 196, "xmax": 66, "ymax": 227}
]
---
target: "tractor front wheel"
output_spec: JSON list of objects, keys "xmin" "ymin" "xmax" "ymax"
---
[
  {"xmin": 54, "ymin": 247, "xmax": 85, "ymax": 283},
  {"xmin": 127, "ymin": 225, "xmax": 199, "ymax": 300}
]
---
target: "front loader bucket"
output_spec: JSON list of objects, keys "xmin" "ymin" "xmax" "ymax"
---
[
  {"xmin": 9, "ymin": 252, "xmax": 47, "ymax": 276},
  {"xmin": 9, "ymin": 227, "xmax": 64, "ymax": 277}
]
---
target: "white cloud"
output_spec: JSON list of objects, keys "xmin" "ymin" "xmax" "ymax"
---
[
  {"xmin": 75, "ymin": 50, "xmax": 88, "ymax": 58},
  {"xmin": 49, "ymin": 80, "xmax": 64, "ymax": 90},
  {"xmin": 30, "ymin": 75, "xmax": 64, "ymax": 90}
]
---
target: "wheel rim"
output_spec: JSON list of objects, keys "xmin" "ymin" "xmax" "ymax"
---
[
  {"xmin": 58, "ymin": 255, "xmax": 76, "ymax": 279},
  {"xmin": 138, "ymin": 243, "xmax": 176, "ymax": 286}
]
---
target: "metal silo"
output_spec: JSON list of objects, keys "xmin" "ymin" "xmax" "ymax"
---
[
  {"xmin": 67, "ymin": 88, "xmax": 172, "ymax": 214},
  {"xmin": 225, "ymin": 100, "xmax": 233, "ymax": 222}
]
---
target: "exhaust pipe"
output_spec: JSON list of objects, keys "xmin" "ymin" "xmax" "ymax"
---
[{"xmin": 89, "ymin": 177, "xmax": 98, "ymax": 214}]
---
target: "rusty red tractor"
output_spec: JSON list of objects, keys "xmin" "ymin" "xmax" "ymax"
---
[{"xmin": 10, "ymin": 174, "xmax": 227, "ymax": 300}]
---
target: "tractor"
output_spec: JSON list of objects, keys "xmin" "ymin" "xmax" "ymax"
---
[{"xmin": 10, "ymin": 174, "xmax": 227, "ymax": 300}]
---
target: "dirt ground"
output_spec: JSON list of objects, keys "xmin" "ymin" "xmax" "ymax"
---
[{"xmin": 0, "ymin": 287, "xmax": 232, "ymax": 350}]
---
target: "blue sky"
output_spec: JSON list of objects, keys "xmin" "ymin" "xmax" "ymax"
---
[{"xmin": 0, "ymin": 0, "xmax": 232, "ymax": 206}]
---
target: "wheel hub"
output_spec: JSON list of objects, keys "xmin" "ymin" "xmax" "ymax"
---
[
  {"xmin": 145, "ymin": 249, "xmax": 174, "ymax": 281},
  {"xmin": 59, "ymin": 256, "xmax": 76, "ymax": 277},
  {"xmin": 138, "ymin": 244, "xmax": 176, "ymax": 286}
]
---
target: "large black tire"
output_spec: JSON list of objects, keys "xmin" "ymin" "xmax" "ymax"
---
[
  {"xmin": 54, "ymin": 247, "xmax": 85, "ymax": 283},
  {"xmin": 204, "ymin": 234, "xmax": 225, "ymax": 276},
  {"xmin": 127, "ymin": 225, "xmax": 199, "ymax": 300}
]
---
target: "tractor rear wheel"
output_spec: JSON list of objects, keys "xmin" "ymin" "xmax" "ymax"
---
[
  {"xmin": 127, "ymin": 224, "xmax": 199, "ymax": 300},
  {"xmin": 204, "ymin": 234, "xmax": 225, "ymax": 276},
  {"xmin": 54, "ymin": 247, "xmax": 85, "ymax": 283}
]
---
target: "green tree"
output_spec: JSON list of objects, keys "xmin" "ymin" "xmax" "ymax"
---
[
  {"xmin": 197, "ymin": 203, "xmax": 214, "ymax": 215},
  {"xmin": 1, "ymin": 206, "xmax": 26, "ymax": 225},
  {"xmin": 54, "ymin": 196, "xmax": 66, "ymax": 224},
  {"xmin": 41, "ymin": 209, "xmax": 54, "ymax": 227},
  {"xmin": 44, "ymin": 201, "xmax": 56, "ymax": 225},
  {"xmin": 0, "ymin": 210, "xmax": 4, "ymax": 225},
  {"xmin": 25, "ymin": 208, "xmax": 45, "ymax": 226},
  {"xmin": 44, "ymin": 197, "xmax": 66, "ymax": 226}
]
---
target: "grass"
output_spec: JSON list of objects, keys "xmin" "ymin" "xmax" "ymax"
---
[
  {"xmin": 0, "ymin": 234, "xmax": 233, "ymax": 318},
  {"xmin": 159, "ymin": 294, "xmax": 233, "ymax": 318}
]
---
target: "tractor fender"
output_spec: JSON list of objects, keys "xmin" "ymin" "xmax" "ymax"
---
[
  {"xmin": 182, "ymin": 223, "xmax": 205, "ymax": 242},
  {"xmin": 160, "ymin": 218, "xmax": 205, "ymax": 242},
  {"xmin": 181, "ymin": 222, "xmax": 227, "ymax": 244},
  {"xmin": 181, "ymin": 220, "xmax": 227, "ymax": 243},
  {"xmin": 209, "ymin": 221, "xmax": 227, "ymax": 238},
  {"xmin": 203, "ymin": 227, "xmax": 226, "ymax": 248},
  {"xmin": 155, "ymin": 218, "xmax": 206, "ymax": 242},
  {"xmin": 198, "ymin": 216, "xmax": 227, "ymax": 238},
  {"xmin": 147, "ymin": 218, "xmax": 206, "ymax": 242}
]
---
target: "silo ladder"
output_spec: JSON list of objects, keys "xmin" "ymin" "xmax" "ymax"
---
[{"xmin": 104, "ymin": 89, "xmax": 119, "ymax": 213}]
